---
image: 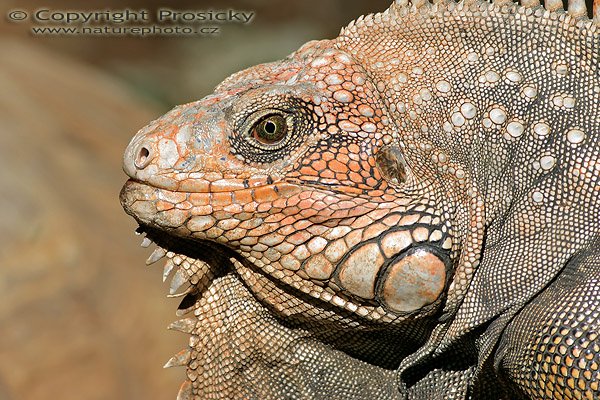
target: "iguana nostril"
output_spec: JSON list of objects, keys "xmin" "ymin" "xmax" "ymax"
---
[{"xmin": 134, "ymin": 145, "xmax": 152, "ymax": 169}]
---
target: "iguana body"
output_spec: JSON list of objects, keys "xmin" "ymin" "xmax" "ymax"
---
[{"xmin": 120, "ymin": 0, "xmax": 600, "ymax": 398}]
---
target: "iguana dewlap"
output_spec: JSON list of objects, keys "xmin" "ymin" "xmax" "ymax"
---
[{"xmin": 120, "ymin": 0, "xmax": 600, "ymax": 398}]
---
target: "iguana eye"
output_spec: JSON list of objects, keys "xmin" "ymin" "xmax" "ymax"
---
[
  {"xmin": 251, "ymin": 114, "xmax": 288, "ymax": 145},
  {"xmin": 232, "ymin": 100, "xmax": 310, "ymax": 163}
]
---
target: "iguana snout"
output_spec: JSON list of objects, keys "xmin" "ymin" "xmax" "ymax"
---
[{"xmin": 122, "ymin": 94, "xmax": 250, "ymax": 190}]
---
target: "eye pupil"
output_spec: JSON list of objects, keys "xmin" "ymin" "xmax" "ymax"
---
[{"xmin": 264, "ymin": 121, "xmax": 276, "ymax": 134}]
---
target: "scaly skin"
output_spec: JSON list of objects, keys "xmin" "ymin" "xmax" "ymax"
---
[{"xmin": 120, "ymin": 1, "xmax": 600, "ymax": 398}]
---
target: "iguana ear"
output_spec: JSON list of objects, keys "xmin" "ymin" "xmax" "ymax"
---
[{"xmin": 375, "ymin": 145, "xmax": 408, "ymax": 187}]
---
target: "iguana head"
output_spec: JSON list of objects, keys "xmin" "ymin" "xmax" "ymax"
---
[{"xmin": 120, "ymin": 36, "xmax": 467, "ymax": 324}]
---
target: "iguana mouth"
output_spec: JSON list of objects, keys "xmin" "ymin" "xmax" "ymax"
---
[
  {"xmin": 136, "ymin": 224, "xmax": 239, "ymax": 315},
  {"xmin": 119, "ymin": 178, "xmax": 252, "ymax": 314}
]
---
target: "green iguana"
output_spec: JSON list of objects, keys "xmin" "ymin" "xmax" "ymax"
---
[{"xmin": 120, "ymin": 0, "xmax": 600, "ymax": 398}]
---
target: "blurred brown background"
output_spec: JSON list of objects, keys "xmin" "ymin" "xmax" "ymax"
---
[{"xmin": 0, "ymin": 1, "xmax": 389, "ymax": 399}]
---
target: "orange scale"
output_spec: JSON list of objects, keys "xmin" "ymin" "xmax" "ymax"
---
[
  {"xmin": 211, "ymin": 192, "xmax": 233, "ymax": 206},
  {"xmin": 333, "ymin": 200, "xmax": 356, "ymax": 210},
  {"xmin": 272, "ymin": 198, "xmax": 287, "ymax": 209},
  {"xmin": 319, "ymin": 206, "xmax": 335, "ymax": 217},
  {"xmin": 275, "ymin": 183, "xmax": 302, "ymax": 198},
  {"xmin": 342, "ymin": 82, "xmax": 356, "ymax": 91},
  {"xmin": 210, "ymin": 179, "xmax": 246, "ymax": 192},
  {"xmin": 280, "ymin": 216, "xmax": 298, "ymax": 227},
  {"xmin": 232, "ymin": 189, "xmax": 253, "ymax": 204},
  {"xmin": 297, "ymin": 199, "xmax": 315, "ymax": 209},
  {"xmin": 348, "ymin": 116, "xmax": 365, "ymax": 125},
  {"xmin": 369, "ymin": 208, "xmax": 390, "ymax": 220},
  {"xmin": 350, "ymin": 108, "xmax": 362, "ymax": 117},
  {"xmin": 247, "ymin": 224, "xmax": 276, "ymax": 237},
  {"xmin": 325, "ymin": 113, "xmax": 337, "ymax": 125},
  {"xmin": 328, "ymin": 159, "xmax": 348, "ymax": 174},
  {"xmin": 337, "ymin": 153, "xmax": 350, "ymax": 163},
  {"xmin": 256, "ymin": 203, "xmax": 271, "ymax": 213},
  {"xmin": 361, "ymin": 220, "xmax": 384, "ymax": 240},
  {"xmin": 287, "ymin": 231, "xmax": 311, "ymax": 245},
  {"xmin": 252, "ymin": 186, "xmax": 279, "ymax": 202},
  {"xmin": 264, "ymin": 213, "xmax": 285, "ymax": 224},
  {"xmin": 242, "ymin": 202, "xmax": 257, "ymax": 212},
  {"xmin": 303, "ymin": 254, "xmax": 334, "ymax": 281},
  {"xmin": 323, "ymin": 195, "xmax": 339, "ymax": 204},
  {"xmin": 282, "ymin": 206, "xmax": 300, "ymax": 216},
  {"xmin": 369, "ymin": 189, "xmax": 385, "ymax": 197},
  {"xmin": 180, "ymin": 179, "xmax": 210, "ymax": 193},
  {"xmin": 285, "ymin": 196, "xmax": 301, "ymax": 207},
  {"xmin": 224, "ymin": 228, "xmax": 247, "ymax": 242},
  {"xmin": 342, "ymin": 186, "xmax": 365, "ymax": 195},
  {"xmin": 348, "ymin": 143, "xmax": 360, "ymax": 153},
  {"xmin": 314, "ymin": 179, "xmax": 336, "ymax": 188},
  {"xmin": 192, "ymin": 205, "xmax": 213, "ymax": 215},
  {"xmin": 320, "ymin": 170, "xmax": 335, "ymax": 179},
  {"xmin": 268, "ymin": 207, "xmax": 283, "ymax": 216},
  {"xmin": 382, "ymin": 193, "xmax": 398, "ymax": 202},
  {"xmin": 348, "ymin": 152, "xmax": 361, "ymax": 161},
  {"xmin": 203, "ymin": 171, "xmax": 224, "ymax": 182},
  {"xmin": 223, "ymin": 203, "xmax": 243, "ymax": 214},
  {"xmin": 353, "ymin": 205, "xmax": 373, "ymax": 216},
  {"xmin": 299, "ymin": 166, "xmax": 319, "ymax": 176},
  {"xmin": 175, "ymin": 201, "xmax": 193, "ymax": 210},
  {"xmin": 329, "ymin": 210, "xmax": 350, "ymax": 219},
  {"xmin": 247, "ymin": 175, "xmax": 269, "ymax": 187},
  {"xmin": 372, "ymin": 168, "xmax": 383, "ymax": 180},
  {"xmin": 160, "ymin": 190, "xmax": 188, "ymax": 204},
  {"xmin": 300, "ymin": 208, "xmax": 319, "ymax": 218},
  {"xmin": 365, "ymin": 177, "xmax": 379, "ymax": 187},
  {"xmin": 293, "ymin": 219, "xmax": 312, "ymax": 230},
  {"xmin": 309, "ymin": 191, "xmax": 328, "ymax": 201},
  {"xmin": 330, "ymin": 62, "xmax": 345, "ymax": 70},
  {"xmin": 334, "ymin": 173, "xmax": 349, "ymax": 182},
  {"xmin": 322, "ymin": 152, "xmax": 335, "ymax": 161},
  {"xmin": 353, "ymin": 215, "xmax": 375, "ymax": 229},
  {"xmin": 306, "ymin": 224, "xmax": 328, "ymax": 236},
  {"xmin": 327, "ymin": 125, "xmax": 341, "ymax": 134},
  {"xmin": 351, "ymin": 72, "xmax": 366, "ymax": 85},
  {"xmin": 311, "ymin": 160, "xmax": 327, "ymax": 172},
  {"xmin": 348, "ymin": 171, "xmax": 363, "ymax": 182},
  {"xmin": 277, "ymin": 225, "xmax": 295, "ymax": 236},
  {"xmin": 299, "ymin": 191, "xmax": 312, "ymax": 200},
  {"xmin": 156, "ymin": 200, "xmax": 175, "ymax": 211}
]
